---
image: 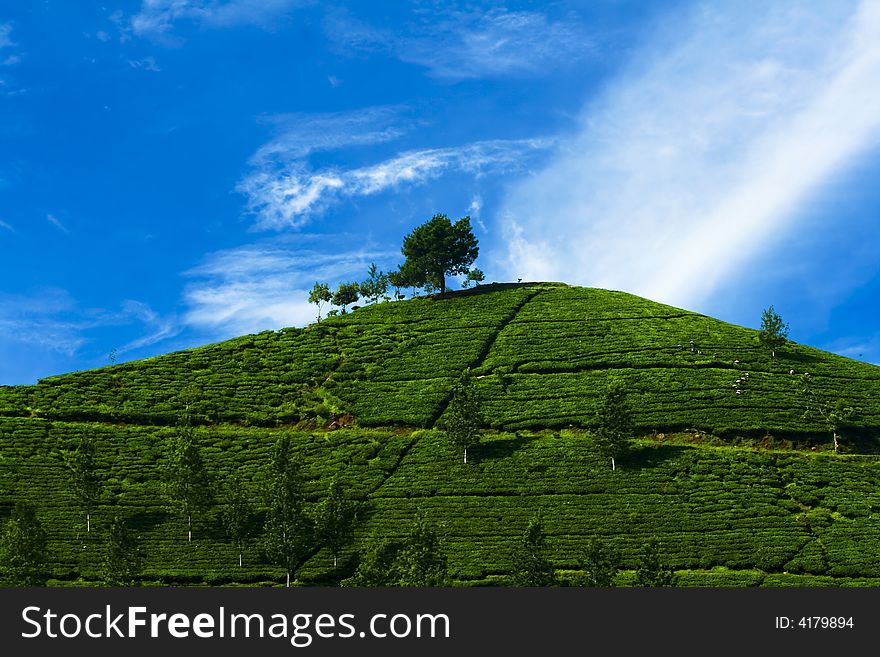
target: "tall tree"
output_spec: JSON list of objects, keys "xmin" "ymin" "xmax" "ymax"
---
[
  {"xmin": 331, "ymin": 282, "xmax": 360, "ymax": 313},
  {"xmin": 395, "ymin": 514, "xmax": 450, "ymax": 587},
  {"xmin": 400, "ymin": 213, "xmax": 479, "ymax": 295},
  {"xmin": 308, "ymin": 282, "xmax": 332, "ymax": 322},
  {"xmin": 445, "ymin": 370, "xmax": 484, "ymax": 464},
  {"xmin": 799, "ymin": 373, "xmax": 855, "ymax": 453},
  {"xmin": 461, "ymin": 267, "xmax": 485, "ymax": 289},
  {"xmin": 263, "ymin": 435, "xmax": 313, "ymax": 587},
  {"xmin": 65, "ymin": 432, "xmax": 101, "ymax": 533},
  {"xmin": 162, "ymin": 420, "xmax": 213, "ymax": 542},
  {"xmin": 0, "ymin": 502, "xmax": 49, "ymax": 586},
  {"xmin": 759, "ymin": 305, "xmax": 789, "ymax": 358},
  {"xmin": 510, "ymin": 515, "xmax": 556, "ymax": 586},
  {"xmin": 594, "ymin": 381, "xmax": 634, "ymax": 471},
  {"xmin": 102, "ymin": 513, "xmax": 142, "ymax": 586},
  {"xmin": 575, "ymin": 537, "xmax": 619, "ymax": 587},
  {"xmin": 360, "ymin": 263, "xmax": 389, "ymax": 304},
  {"xmin": 635, "ymin": 538, "xmax": 677, "ymax": 587},
  {"xmin": 314, "ymin": 477, "xmax": 359, "ymax": 568},
  {"xmin": 222, "ymin": 474, "xmax": 256, "ymax": 568}
]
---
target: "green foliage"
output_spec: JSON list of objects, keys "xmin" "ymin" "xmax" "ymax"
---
[
  {"xmin": 510, "ymin": 515, "xmax": 556, "ymax": 586},
  {"xmin": 263, "ymin": 435, "xmax": 314, "ymax": 586},
  {"xmin": 444, "ymin": 370, "xmax": 484, "ymax": 463},
  {"xmin": 395, "ymin": 514, "xmax": 450, "ymax": 586},
  {"xmin": 400, "ymin": 213, "xmax": 479, "ymax": 294},
  {"xmin": 344, "ymin": 515, "xmax": 449, "ymax": 587},
  {"xmin": 0, "ymin": 502, "xmax": 48, "ymax": 586},
  {"xmin": 162, "ymin": 420, "xmax": 213, "ymax": 542},
  {"xmin": 64, "ymin": 432, "xmax": 101, "ymax": 532},
  {"xmin": 221, "ymin": 474, "xmax": 256, "ymax": 567},
  {"xmin": 759, "ymin": 306, "xmax": 789, "ymax": 358},
  {"xmin": 635, "ymin": 538, "xmax": 677, "ymax": 587},
  {"xmin": 308, "ymin": 282, "xmax": 332, "ymax": 321},
  {"xmin": 332, "ymin": 282, "xmax": 360, "ymax": 313},
  {"xmin": 360, "ymin": 263, "xmax": 389, "ymax": 304},
  {"xmin": 314, "ymin": 477, "xmax": 358, "ymax": 567},
  {"xmin": 799, "ymin": 373, "xmax": 855, "ymax": 453},
  {"xmin": 594, "ymin": 381, "xmax": 633, "ymax": 470},
  {"xmin": 461, "ymin": 267, "xmax": 485, "ymax": 289},
  {"xmin": 103, "ymin": 513, "xmax": 142, "ymax": 586},
  {"xmin": 575, "ymin": 537, "xmax": 619, "ymax": 587}
]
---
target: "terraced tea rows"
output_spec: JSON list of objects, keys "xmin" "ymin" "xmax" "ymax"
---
[{"xmin": 2, "ymin": 283, "xmax": 880, "ymax": 586}]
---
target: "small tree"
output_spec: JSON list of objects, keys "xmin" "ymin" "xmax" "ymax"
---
[
  {"xmin": 342, "ymin": 538, "xmax": 401, "ymax": 587},
  {"xmin": 263, "ymin": 435, "xmax": 313, "ymax": 587},
  {"xmin": 65, "ymin": 432, "xmax": 101, "ymax": 533},
  {"xmin": 222, "ymin": 474, "xmax": 256, "ymax": 568},
  {"xmin": 400, "ymin": 213, "xmax": 479, "ymax": 295},
  {"xmin": 396, "ymin": 514, "xmax": 450, "ymax": 587},
  {"xmin": 331, "ymin": 282, "xmax": 360, "ymax": 313},
  {"xmin": 445, "ymin": 370, "xmax": 483, "ymax": 464},
  {"xmin": 0, "ymin": 502, "xmax": 49, "ymax": 586},
  {"xmin": 799, "ymin": 373, "xmax": 855, "ymax": 453},
  {"xmin": 759, "ymin": 305, "xmax": 789, "ymax": 358},
  {"xmin": 461, "ymin": 267, "xmax": 485, "ymax": 289},
  {"xmin": 510, "ymin": 515, "xmax": 556, "ymax": 586},
  {"xmin": 360, "ymin": 263, "xmax": 389, "ymax": 304},
  {"xmin": 308, "ymin": 282, "xmax": 332, "ymax": 322},
  {"xmin": 162, "ymin": 420, "xmax": 213, "ymax": 542},
  {"xmin": 635, "ymin": 538, "xmax": 677, "ymax": 587},
  {"xmin": 314, "ymin": 477, "xmax": 359, "ymax": 568},
  {"xmin": 103, "ymin": 513, "xmax": 142, "ymax": 586},
  {"xmin": 575, "ymin": 537, "xmax": 619, "ymax": 587},
  {"xmin": 594, "ymin": 381, "xmax": 633, "ymax": 471}
]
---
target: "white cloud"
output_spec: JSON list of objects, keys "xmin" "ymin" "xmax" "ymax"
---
[
  {"xmin": 497, "ymin": 1, "xmax": 880, "ymax": 310},
  {"xmin": 182, "ymin": 238, "xmax": 395, "ymax": 336},
  {"xmin": 130, "ymin": 0, "xmax": 305, "ymax": 37},
  {"xmin": 240, "ymin": 137, "xmax": 551, "ymax": 230},
  {"xmin": 327, "ymin": 6, "xmax": 592, "ymax": 80},
  {"xmin": 127, "ymin": 56, "xmax": 161, "ymax": 72},
  {"xmin": 47, "ymin": 213, "xmax": 70, "ymax": 234},
  {"xmin": 0, "ymin": 23, "xmax": 13, "ymax": 49},
  {"xmin": 116, "ymin": 300, "xmax": 180, "ymax": 353},
  {"xmin": 0, "ymin": 219, "xmax": 13, "ymax": 232}
]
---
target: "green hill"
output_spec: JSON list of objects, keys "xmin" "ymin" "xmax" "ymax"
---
[{"xmin": 2, "ymin": 282, "xmax": 880, "ymax": 586}]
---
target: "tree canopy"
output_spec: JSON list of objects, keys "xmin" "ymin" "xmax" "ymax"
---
[
  {"xmin": 759, "ymin": 306, "xmax": 789, "ymax": 358},
  {"xmin": 398, "ymin": 213, "xmax": 479, "ymax": 295}
]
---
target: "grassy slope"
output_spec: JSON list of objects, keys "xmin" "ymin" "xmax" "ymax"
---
[{"xmin": 1, "ymin": 282, "xmax": 880, "ymax": 586}]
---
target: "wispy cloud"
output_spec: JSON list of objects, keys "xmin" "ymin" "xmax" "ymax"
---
[
  {"xmin": 46, "ymin": 213, "xmax": 69, "ymax": 234},
  {"xmin": 0, "ymin": 219, "xmax": 13, "ymax": 232},
  {"xmin": 0, "ymin": 23, "xmax": 13, "ymax": 49},
  {"xmin": 127, "ymin": 56, "xmax": 161, "ymax": 72},
  {"xmin": 130, "ymin": 0, "xmax": 305, "ymax": 38},
  {"xmin": 327, "ymin": 6, "xmax": 592, "ymax": 80},
  {"xmin": 116, "ymin": 300, "xmax": 180, "ymax": 354},
  {"xmin": 240, "ymin": 132, "xmax": 551, "ymax": 230},
  {"xmin": 498, "ymin": 1, "xmax": 880, "ymax": 310},
  {"xmin": 182, "ymin": 237, "xmax": 395, "ymax": 336}
]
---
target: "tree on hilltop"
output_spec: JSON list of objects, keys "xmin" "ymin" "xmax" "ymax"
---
[
  {"xmin": 332, "ymin": 282, "xmax": 360, "ymax": 313},
  {"xmin": 308, "ymin": 282, "xmax": 331, "ymax": 322},
  {"xmin": 799, "ymin": 373, "xmax": 855, "ymax": 453},
  {"xmin": 461, "ymin": 266, "xmax": 485, "ymax": 289},
  {"xmin": 399, "ymin": 213, "xmax": 479, "ymax": 295},
  {"xmin": 759, "ymin": 306, "xmax": 789, "ymax": 359},
  {"xmin": 360, "ymin": 263, "xmax": 389, "ymax": 304}
]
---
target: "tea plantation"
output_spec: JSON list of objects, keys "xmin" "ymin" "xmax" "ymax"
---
[{"xmin": 2, "ymin": 282, "xmax": 880, "ymax": 586}]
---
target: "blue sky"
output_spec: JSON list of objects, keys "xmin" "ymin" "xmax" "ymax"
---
[{"xmin": 2, "ymin": 0, "xmax": 880, "ymax": 385}]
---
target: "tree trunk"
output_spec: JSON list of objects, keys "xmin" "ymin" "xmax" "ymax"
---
[
  {"xmin": 87, "ymin": 512, "xmax": 91, "ymax": 533},
  {"xmin": 438, "ymin": 273, "xmax": 446, "ymax": 295},
  {"xmin": 464, "ymin": 447, "xmax": 468, "ymax": 464},
  {"xmin": 286, "ymin": 571, "xmax": 290, "ymax": 588},
  {"xmin": 833, "ymin": 431, "xmax": 839, "ymax": 453},
  {"xmin": 611, "ymin": 456, "xmax": 616, "ymax": 471},
  {"xmin": 188, "ymin": 512, "xmax": 192, "ymax": 543},
  {"xmin": 239, "ymin": 552, "xmax": 242, "ymax": 568},
  {"xmin": 334, "ymin": 555, "xmax": 338, "ymax": 568}
]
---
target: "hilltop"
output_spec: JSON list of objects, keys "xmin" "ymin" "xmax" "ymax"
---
[{"xmin": 2, "ymin": 282, "xmax": 880, "ymax": 586}]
